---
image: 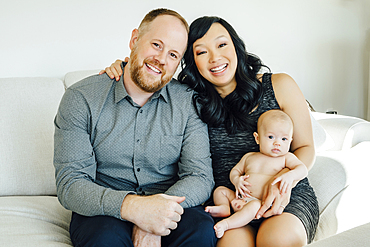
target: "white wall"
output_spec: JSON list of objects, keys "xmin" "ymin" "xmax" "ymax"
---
[{"xmin": 1, "ymin": 0, "xmax": 369, "ymax": 119}]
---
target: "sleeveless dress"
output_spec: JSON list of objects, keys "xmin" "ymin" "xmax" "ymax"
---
[{"xmin": 208, "ymin": 73, "xmax": 319, "ymax": 243}]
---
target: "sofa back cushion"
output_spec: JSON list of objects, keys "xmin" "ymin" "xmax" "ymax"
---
[{"xmin": 0, "ymin": 77, "xmax": 65, "ymax": 196}]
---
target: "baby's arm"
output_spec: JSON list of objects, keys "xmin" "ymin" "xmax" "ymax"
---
[
  {"xmin": 230, "ymin": 153, "xmax": 252, "ymax": 198},
  {"xmin": 271, "ymin": 152, "xmax": 308, "ymax": 193}
]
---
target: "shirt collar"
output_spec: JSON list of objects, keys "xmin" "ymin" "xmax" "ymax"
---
[{"xmin": 114, "ymin": 62, "xmax": 169, "ymax": 104}]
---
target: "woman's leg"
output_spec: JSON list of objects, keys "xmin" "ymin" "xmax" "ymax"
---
[
  {"xmin": 217, "ymin": 224, "xmax": 256, "ymax": 247},
  {"xmin": 256, "ymin": 213, "xmax": 307, "ymax": 247}
]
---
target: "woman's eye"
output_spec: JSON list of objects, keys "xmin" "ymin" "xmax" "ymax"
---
[
  {"xmin": 219, "ymin": 43, "xmax": 227, "ymax": 48},
  {"xmin": 196, "ymin": 51, "xmax": 206, "ymax": 56}
]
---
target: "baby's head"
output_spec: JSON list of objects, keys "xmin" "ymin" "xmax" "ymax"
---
[{"xmin": 253, "ymin": 110, "xmax": 293, "ymax": 157}]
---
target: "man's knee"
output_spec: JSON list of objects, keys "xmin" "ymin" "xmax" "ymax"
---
[
  {"xmin": 168, "ymin": 206, "xmax": 216, "ymax": 246},
  {"xmin": 70, "ymin": 213, "xmax": 133, "ymax": 247}
]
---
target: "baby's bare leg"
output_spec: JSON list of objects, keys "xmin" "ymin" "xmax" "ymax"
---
[
  {"xmin": 205, "ymin": 186, "xmax": 235, "ymax": 218},
  {"xmin": 214, "ymin": 199, "xmax": 261, "ymax": 238}
]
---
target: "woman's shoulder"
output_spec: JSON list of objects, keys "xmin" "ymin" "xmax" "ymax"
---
[{"xmin": 270, "ymin": 73, "xmax": 300, "ymax": 96}]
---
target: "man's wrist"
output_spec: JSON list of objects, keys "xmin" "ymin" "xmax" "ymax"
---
[{"xmin": 120, "ymin": 194, "xmax": 138, "ymax": 221}]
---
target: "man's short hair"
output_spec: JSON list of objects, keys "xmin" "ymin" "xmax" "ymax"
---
[{"xmin": 138, "ymin": 8, "xmax": 189, "ymax": 36}]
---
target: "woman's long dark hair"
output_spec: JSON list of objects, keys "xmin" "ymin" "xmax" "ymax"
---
[{"xmin": 178, "ymin": 16, "xmax": 269, "ymax": 134}]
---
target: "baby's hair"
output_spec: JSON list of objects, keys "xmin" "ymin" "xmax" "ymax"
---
[{"xmin": 257, "ymin": 110, "xmax": 293, "ymax": 133}]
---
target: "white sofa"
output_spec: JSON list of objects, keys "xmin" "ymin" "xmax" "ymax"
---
[{"xmin": 1, "ymin": 70, "xmax": 370, "ymax": 246}]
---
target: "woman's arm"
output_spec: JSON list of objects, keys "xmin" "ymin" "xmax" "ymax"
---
[
  {"xmin": 272, "ymin": 73, "xmax": 315, "ymax": 170},
  {"xmin": 257, "ymin": 73, "xmax": 315, "ymax": 218}
]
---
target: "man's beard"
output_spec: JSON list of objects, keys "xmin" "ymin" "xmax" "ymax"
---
[{"xmin": 129, "ymin": 46, "xmax": 173, "ymax": 93}]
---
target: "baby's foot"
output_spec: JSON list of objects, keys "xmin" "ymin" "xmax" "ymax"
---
[
  {"xmin": 214, "ymin": 220, "xmax": 229, "ymax": 238},
  {"xmin": 205, "ymin": 205, "xmax": 230, "ymax": 218}
]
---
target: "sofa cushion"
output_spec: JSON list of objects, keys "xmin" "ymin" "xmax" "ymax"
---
[
  {"xmin": 307, "ymin": 222, "xmax": 370, "ymax": 247},
  {"xmin": 0, "ymin": 77, "xmax": 65, "ymax": 196},
  {"xmin": 64, "ymin": 69, "xmax": 100, "ymax": 88},
  {"xmin": 307, "ymin": 155, "xmax": 347, "ymax": 241},
  {"xmin": 0, "ymin": 196, "xmax": 72, "ymax": 246},
  {"xmin": 310, "ymin": 112, "xmax": 335, "ymax": 152}
]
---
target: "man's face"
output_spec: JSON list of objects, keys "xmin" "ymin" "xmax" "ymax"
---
[{"xmin": 129, "ymin": 15, "xmax": 188, "ymax": 93}]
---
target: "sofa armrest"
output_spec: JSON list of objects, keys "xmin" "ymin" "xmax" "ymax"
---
[
  {"xmin": 311, "ymin": 112, "xmax": 370, "ymax": 151},
  {"xmin": 307, "ymin": 155, "xmax": 347, "ymax": 241}
]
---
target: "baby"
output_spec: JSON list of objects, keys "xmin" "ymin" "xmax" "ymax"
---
[{"xmin": 205, "ymin": 109, "xmax": 308, "ymax": 238}]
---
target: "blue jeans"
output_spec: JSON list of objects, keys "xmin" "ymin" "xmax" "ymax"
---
[{"xmin": 70, "ymin": 205, "xmax": 217, "ymax": 247}]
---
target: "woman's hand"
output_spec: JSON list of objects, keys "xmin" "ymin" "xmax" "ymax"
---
[
  {"xmin": 256, "ymin": 169, "xmax": 292, "ymax": 219},
  {"xmin": 99, "ymin": 58, "xmax": 127, "ymax": 81}
]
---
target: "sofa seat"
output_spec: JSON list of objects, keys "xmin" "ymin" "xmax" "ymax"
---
[
  {"xmin": 1, "ymin": 72, "xmax": 369, "ymax": 246},
  {"xmin": 0, "ymin": 196, "xmax": 72, "ymax": 246}
]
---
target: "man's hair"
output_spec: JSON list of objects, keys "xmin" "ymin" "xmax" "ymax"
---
[{"xmin": 138, "ymin": 8, "xmax": 189, "ymax": 35}]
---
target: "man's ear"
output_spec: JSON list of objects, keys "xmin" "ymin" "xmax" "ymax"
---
[
  {"xmin": 253, "ymin": 132, "xmax": 259, "ymax": 144},
  {"xmin": 129, "ymin": 29, "xmax": 139, "ymax": 50}
]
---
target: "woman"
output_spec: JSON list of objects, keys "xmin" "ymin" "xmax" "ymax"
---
[{"xmin": 101, "ymin": 16, "xmax": 319, "ymax": 247}]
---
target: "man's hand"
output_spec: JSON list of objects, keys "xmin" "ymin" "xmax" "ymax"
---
[
  {"xmin": 132, "ymin": 225, "xmax": 161, "ymax": 247},
  {"xmin": 121, "ymin": 194, "xmax": 185, "ymax": 236}
]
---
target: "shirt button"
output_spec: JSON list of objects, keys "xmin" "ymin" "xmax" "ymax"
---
[
  {"xmin": 137, "ymin": 168, "xmax": 140, "ymax": 172},
  {"xmin": 139, "ymin": 109, "xmax": 143, "ymax": 113}
]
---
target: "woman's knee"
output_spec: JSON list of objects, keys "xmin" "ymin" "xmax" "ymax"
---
[{"xmin": 256, "ymin": 214, "xmax": 307, "ymax": 247}]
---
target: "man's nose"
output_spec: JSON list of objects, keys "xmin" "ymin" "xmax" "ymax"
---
[{"xmin": 154, "ymin": 51, "xmax": 166, "ymax": 64}]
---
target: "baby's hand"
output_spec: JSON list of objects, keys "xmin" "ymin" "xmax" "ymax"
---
[
  {"xmin": 271, "ymin": 173, "xmax": 294, "ymax": 194},
  {"xmin": 235, "ymin": 175, "xmax": 252, "ymax": 198}
]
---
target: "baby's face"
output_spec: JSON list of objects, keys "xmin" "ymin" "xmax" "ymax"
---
[
  {"xmin": 231, "ymin": 198, "xmax": 247, "ymax": 212},
  {"xmin": 257, "ymin": 121, "xmax": 293, "ymax": 157}
]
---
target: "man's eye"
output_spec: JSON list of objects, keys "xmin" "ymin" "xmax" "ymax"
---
[
  {"xmin": 153, "ymin": 43, "xmax": 160, "ymax": 48},
  {"xmin": 170, "ymin": 53, "xmax": 177, "ymax": 59}
]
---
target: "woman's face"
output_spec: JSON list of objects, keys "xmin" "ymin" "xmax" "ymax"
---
[{"xmin": 193, "ymin": 23, "xmax": 238, "ymax": 97}]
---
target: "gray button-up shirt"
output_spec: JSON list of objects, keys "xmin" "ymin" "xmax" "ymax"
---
[{"xmin": 54, "ymin": 70, "xmax": 214, "ymax": 220}]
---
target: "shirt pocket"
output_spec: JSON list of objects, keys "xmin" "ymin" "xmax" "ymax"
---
[{"xmin": 159, "ymin": 135, "xmax": 183, "ymax": 170}]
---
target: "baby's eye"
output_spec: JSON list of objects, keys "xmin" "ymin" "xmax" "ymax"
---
[
  {"xmin": 268, "ymin": 135, "xmax": 274, "ymax": 139},
  {"xmin": 282, "ymin": 137, "xmax": 288, "ymax": 141}
]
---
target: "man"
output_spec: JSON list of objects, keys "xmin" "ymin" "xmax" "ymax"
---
[{"xmin": 54, "ymin": 8, "xmax": 216, "ymax": 247}]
